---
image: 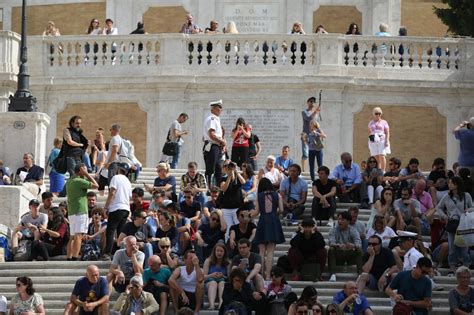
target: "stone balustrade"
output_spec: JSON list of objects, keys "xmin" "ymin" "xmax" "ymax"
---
[{"xmin": 20, "ymin": 33, "xmax": 471, "ymax": 80}]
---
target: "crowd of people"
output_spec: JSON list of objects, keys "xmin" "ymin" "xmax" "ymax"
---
[
  {"xmin": 0, "ymin": 99, "xmax": 473, "ymax": 314},
  {"xmin": 41, "ymin": 12, "xmax": 414, "ymax": 41}
]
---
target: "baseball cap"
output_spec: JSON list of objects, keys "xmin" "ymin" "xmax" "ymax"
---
[
  {"xmin": 209, "ymin": 99, "xmax": 223, "ymax": 108},
  {"xmin": 29, "ymin": 199, "xmax": 40, "ymax": 206},
  {"xmin": 130, "ymin": 275, "xmax": 143, "ymax": 287}
]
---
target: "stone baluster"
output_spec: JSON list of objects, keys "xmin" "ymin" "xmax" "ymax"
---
[
  {"xmin": 420, "ymin": 44, "xmax": 431, "ymax": 69},
  {"xmin": 251, "ymin": 40, "xmax": 259, "ymax": 65}
]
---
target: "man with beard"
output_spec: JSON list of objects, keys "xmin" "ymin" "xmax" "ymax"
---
[{"xmin": 63, "ymin": 115, "xmax": 89, "ymax": 176}]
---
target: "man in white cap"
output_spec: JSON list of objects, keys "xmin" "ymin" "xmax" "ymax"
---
[
  {"xmin": 203, "ymin": 99, "xmax": 226, "ymax": 187},
  {"xmin": 453, "ymin": 116, "xmax": 474, "ymax": 175}
]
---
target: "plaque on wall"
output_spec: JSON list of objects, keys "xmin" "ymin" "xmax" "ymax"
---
[
  {"xmin": 223, "ymin": 3, "xmax": 280, "ymax": 33},
  {"xmin": 204, "ymin": 108, "xmax": 295, "ymax": 167}
]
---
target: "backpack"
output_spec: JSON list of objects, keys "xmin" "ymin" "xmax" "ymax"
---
[
  {"xmin": 0, "ymin": 236, "xmax": 11, "ymax": 261},
  {"xmin": 81, "ymin": 240, "xmax": 101, "ymax": 261},
  {"xmin": 222, "ymin": 301, "xmax": 250, "ymax": 315}
]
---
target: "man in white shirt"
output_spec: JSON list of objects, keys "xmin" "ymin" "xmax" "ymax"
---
[
  {"xmin": 102, "ymin": 163, "xmax": 132, "ymax": 260},
  {"xmin": 162, "ymin": 113, "xmax": 189, "ymax": 169},
  {"xmin": 203, "ymin": 100, "xmax": 226, "ymax": 187},
  {"xmin": 105, "ymin": 123, "xmax": 125, "ymax": 184}
]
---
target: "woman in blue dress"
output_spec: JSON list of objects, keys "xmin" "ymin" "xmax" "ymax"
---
[{"xmin": 252, "ymin": 177, "xmax": 285, "ymax": 280}]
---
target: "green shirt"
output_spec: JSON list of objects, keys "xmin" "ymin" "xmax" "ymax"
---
[{"xmin": 66, "ymin": 176, "xmax": 92, "ymax": 216}]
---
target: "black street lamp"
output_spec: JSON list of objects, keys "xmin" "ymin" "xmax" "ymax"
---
[{"xmin": 8, "ymin": 0, "xmax": 37, "ymax": 112}]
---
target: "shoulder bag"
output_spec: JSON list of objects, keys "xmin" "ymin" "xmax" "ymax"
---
[{"xmin": 162, "ymin": 130, "xmax": 179, "ymax": 156}]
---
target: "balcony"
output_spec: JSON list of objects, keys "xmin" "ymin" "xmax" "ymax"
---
[{"xmin": 15, "ymin": 33, "xmax": 471, "ymax": 83}]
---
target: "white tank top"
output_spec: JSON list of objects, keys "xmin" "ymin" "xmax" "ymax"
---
[{"xmin": 177, "ymin": 266, "xmax": 197, "ymax": 292}]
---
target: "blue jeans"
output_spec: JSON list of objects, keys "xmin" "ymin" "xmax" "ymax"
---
[
  {"xmin": 170, "ymin": 145, "xmax": 182, "ymax": 169},
  {"xmin": 82, "ymin": 152, "xmax": 92, "ymax": 172},
  {"xmin": 308, "ymin": 150, "xmax": 323, "ymax": 181},
  {"xmin": 301, "ymin": 138, "xmax": 308, "ymax": 160},
  {"xmin": 448, "ymin": 231, "xmax": 471, "ymax": 268},
  {"xmin": 66, "ymin": 156, "xmax": 81, "ymax": 176},
  {"xmin": 143, "ymin": 242, "xmax": 153, "ymax": 269}
]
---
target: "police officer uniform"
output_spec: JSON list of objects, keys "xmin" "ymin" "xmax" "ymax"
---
[{"xmin": 203, "ymin": 100, "xmax": 224, "ymax": 187}]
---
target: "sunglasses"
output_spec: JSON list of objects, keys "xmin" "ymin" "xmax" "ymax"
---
[
  {"xmin": 211, "ymin": 217, "xmax": 219, "ymax": 222},
  {"xmin": 329, "ymin": 310, "xmax": 337, "ymax": 314},
  {"xmin": 313, "ymin": 309, "xmax": 322, "ymax": 314},
  {"xmin": 160, "ymin": 245, "xmax": 170, "ymax": 249},
  {"xmin": 375, "ymin": 112, "xmax": 382, "ymax": 115},
  {"xmin": 369, "ymin": 160, "xmax": 377, "ymax": 163},
  {"xmin": 16, "ymin": 283, "xmax": 23, "ymax": 287},
  {"xmin": 368, "ymin": 242, "xmax": 379, "ymax": 246}
]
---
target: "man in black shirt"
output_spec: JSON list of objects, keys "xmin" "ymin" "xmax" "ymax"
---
[
  {"xmin": 312, "ymin": 166, "xmax": 337, "ymax": 225},
  {"xmin": 383, "ymin": 157, "xmax": 402, "ymax": 196},
  {"xmin": 246, "ymin": 127, "xmax": 261, "ymax": 171},
  {"xmin": 288, "ymin": 218, "xmax": 326, "ymax": 281},
  {"xmin": 228, "ymin": 208, "xmax": 257, "ymax": 257},
  {"xmin": 117, "ymin": 210, "xmax": 153, "ymax": 268},
  {"xmin": 195, "ymin": 209, "xmax": 226, "ymax": 260},
  {"xmin": 14, "ymin": 153, "xmax": 44, "ymax": 196},
  {"xmin": 179, "ymin": 188, "xmax": 202, "ymax": 227},
  {"xmin": 427, "ymin": 157, "xmax": 449, "ymax": 205},
  {"xmin": 356, "ymin": 235, "xmax": 398, "ymax": 293}
]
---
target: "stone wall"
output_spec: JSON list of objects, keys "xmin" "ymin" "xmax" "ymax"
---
[
  {"xmin": 55, "ymin": 103, "xmax": 147, "ymax": 164},
  {"xmin": 11, "ymin": 3, "xmax": 106, "ymax": 36},
  {"xmin": 143, "ymin": 6, "xmax": 188, "ymax": 34},
  {"xmin": 353, "ymin": 105, "xmax": 446, "ymax": 171},
  {"xmin": 401, "ymin": 0, "xmax": 448, "ymax": 37},
  {"xmin": 313, "ymin": 6, "xmax": 362, "ymax": 34}
]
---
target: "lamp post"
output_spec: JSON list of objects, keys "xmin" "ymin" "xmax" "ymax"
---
[{"xmin": 8, "ymin": 0, "xmax": 37, "ymax": 112}]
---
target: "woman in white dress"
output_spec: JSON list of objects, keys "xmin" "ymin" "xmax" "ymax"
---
[{"xmin": 368, "ymin": 107, "xmax": 390, "ymax": 171}]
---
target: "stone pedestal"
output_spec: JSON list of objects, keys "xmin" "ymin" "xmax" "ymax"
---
[
  {"xmin": 0, "ymin": 186, "xmax": 35, "ymax": 229},
  {"xmin": 0, "ymin": 112, "xmax": 50, "ymax": 171}
]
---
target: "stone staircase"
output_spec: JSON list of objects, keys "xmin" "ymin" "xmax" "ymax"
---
[{"xmin": 0, "ymin": 168, "xmax": 452, "ymax": 314}]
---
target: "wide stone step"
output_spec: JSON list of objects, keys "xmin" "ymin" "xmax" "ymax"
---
[{"xmin": 41, "ymin": 306, "xmax": 450, "ymax": 315}]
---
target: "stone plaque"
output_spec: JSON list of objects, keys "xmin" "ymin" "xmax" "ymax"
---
[
  {"xmin": 223, "ymin": 3, "xmax": 280, "ymax": 33},
  {"xmin": 204, "ymin": 109, "xmax": 295, "ymax": 168}
]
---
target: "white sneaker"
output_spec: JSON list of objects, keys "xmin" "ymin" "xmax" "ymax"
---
[
  {"xmin": 329, "ymin": 274, "xmax": 337, "ymax": 282},
  {"xmin": 327, "ymin": 218, "xmax": 334, "ymax": 227}
]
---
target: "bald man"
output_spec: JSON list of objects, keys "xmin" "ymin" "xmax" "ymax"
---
[
  {"xmin": 143, "ymin": 255, "xmax": 172, "ymax": 315},
  {"xmin": 65, "ymin": 264, "xmax": 109, "ymax": 315},
  {"xmin": 333, "ymin": 281, "xmax": 373, "ymax": 315}
]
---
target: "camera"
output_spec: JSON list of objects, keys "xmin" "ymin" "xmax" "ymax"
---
[{"xmin": 228, "ymin": 162, "xmax": 237, "ymax": 169}]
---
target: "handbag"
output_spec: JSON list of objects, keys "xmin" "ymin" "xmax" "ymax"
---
[
  {"xmin": 446, "ymin": 198, "xmax": 466, "ymax": 233},
  {"xmin": 162, "ymin": 130, "xmax": 179, "ymax": 156},
  {"xmin": 446, "ymin": 217, "xmax": 460, "ymax": 233},
  {"xmin": 454, "ymin": 209, "xmax": 474, "ymax": 247},
  {"xmin": 312, "ymin": 130, "xmax": 324, "ymax": 151},
  {"xmin": 393, "ymin": 302, "xmax": 413, "ymax": 315}
]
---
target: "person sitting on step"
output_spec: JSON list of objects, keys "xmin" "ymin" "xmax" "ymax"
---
[
  {"xmin": 328, "ymin": 211, "xmax": 363, "ymax": 282},
  {"xmin": 287, "ymin": 218, "xmax": 326, "ymax": 281},
  {"xmin": 279, "ymin": 163, "xmax": 307, "ymax": 226}
]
